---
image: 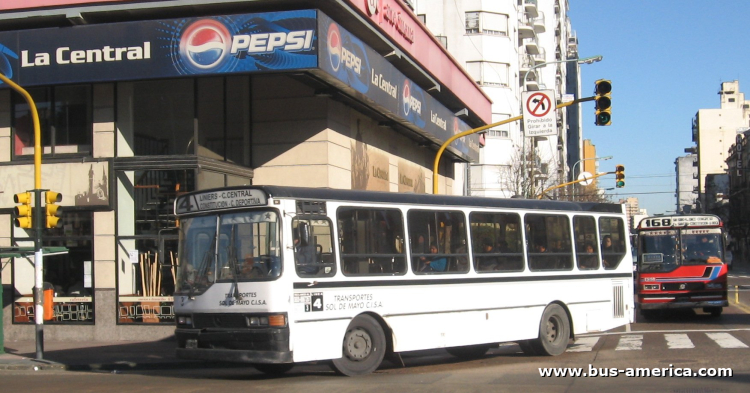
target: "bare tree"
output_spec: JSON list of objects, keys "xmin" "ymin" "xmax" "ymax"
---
[
  {"xmin": 496, "ymin": 146, "xmax": 612, "ymax": 203},
  {"xmin": 497, "ymin": 146, "xmax": 559, "ymax": 199}
]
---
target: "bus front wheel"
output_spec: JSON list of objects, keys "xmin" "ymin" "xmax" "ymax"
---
[
  {"xmin": 331, "ymin": 314, "xmax": 387, "ymax": 376},
  {"xmin": 531, "ymin": 304, "xmax": 570, "ymax": 356}
]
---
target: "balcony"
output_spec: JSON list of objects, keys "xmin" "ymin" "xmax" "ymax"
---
[
  {"xmin": 567, "ymin": 34, "xmax": 578, "ymax": 54},
  {"xmin": 532, "ymin": 47, "xmax": 546, "ymax": 63},
  {"xmin": 518, "ymin": 12, "xmax": 536, "ymax": 39},
  {"xmin": 523, "ymin": 37, "xmax": 540, "ymax": 55},
  {"xmin": 533, "ymin": 11, "xmax": 546, "ymax": 33},
  {"xmin": 519, "ymin": 53, "xmax": 534, "ymax": 74},
  {"xmin": 523, "ymin": 0, "xmax": 539, "ymax": 18},
  {"xmin": 524, "ymin": 70, "xmax": 540, "ymax": 91}
]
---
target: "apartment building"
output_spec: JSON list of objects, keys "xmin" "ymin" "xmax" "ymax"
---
[
  {"xmin": 691, "ymin": 80, "xmax": 750, "ymax": 211},
  {"xmin": 414, "ymin": 0, "xmax": 580, "ymax": 198},
  {"xmin": 675, "ymin": 154, "xmax": 699, "ymax": 214}
]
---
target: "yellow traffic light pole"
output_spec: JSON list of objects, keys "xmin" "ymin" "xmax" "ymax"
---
[
  {"xmin": 432, "ymin": 97, "xmax": 594, "ymax": 195},
  {"xmin": 0, "ymin": 72, "xmax": 46, "ymax": 360},
  {"xmin": 537, "ymin": 171, "xmax": 613, "ymax": 200}
]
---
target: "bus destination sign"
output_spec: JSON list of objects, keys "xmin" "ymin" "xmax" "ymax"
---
[
  {"xmin": 639, "ymin": 215, "xmax": 720, "ymax": 229},
  {"xmin": 175, "ymin": 189, "xmax": 267, "ymax": 214}
]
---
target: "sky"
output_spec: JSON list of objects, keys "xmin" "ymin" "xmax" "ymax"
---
[{"xmin": 568, "ymin": 1, "xmax": 750, "ymax": 215}]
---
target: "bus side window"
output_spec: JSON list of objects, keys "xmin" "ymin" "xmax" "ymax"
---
[
  {"xmin": 407, "ymin": 210, "xmax": 469, "ymax": 274},
  {"xmin": 525, "ymin": 214, "xmax": 573, "ymax": 271},
  {"xmin": 599, "ymin": 217, "xmax": 627, "ymax": 269},
  {"xmin": 573, "ymin": 216, "xmax": 600, "ymax": 270},
  {"xmin": 469, "ymin": 212, "xmax": 524, "ymax": 273},
  {"xmin": 337, "ymin": 208, "xmax": 406, "ymax": 276},
  {"xmin": 293, "ymin": 218, "xmax": 336, "ymax": 278}
]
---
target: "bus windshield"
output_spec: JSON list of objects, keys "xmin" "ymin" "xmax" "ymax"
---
[
  {"xmin": 639, "ymin": 229, "xmax": 724, "ymax": 273},
  {"xmin": 175, "ymin": 210, "xmax": 281, "ymax": 296},
  {"xmin": 682, "ymin": 232, "xmax": 723, "ymax": 265},
  {"xmin": 639, "ymin": 230, "xmax": 679, "ymax": 273}
]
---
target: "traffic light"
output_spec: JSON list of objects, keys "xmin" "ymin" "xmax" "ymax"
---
[
  {"xmin": 594, "ymin": 79, "xmax": 612, "ymax": 126},
  {"xmin": 615, "ymin": 164, "xmax": 625, "ymax": 188},
  {"xmin": 45, "ymin": 191, "xmax": 63, "ymax": 229},
  {"xmin": 13, "ymin": 192, "xmax": 33, "ymax": 229}
]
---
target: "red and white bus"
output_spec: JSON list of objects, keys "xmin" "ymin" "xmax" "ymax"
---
[{"xmin": 635, "ymin": 214, "xmax": 728, "ymax": 318}]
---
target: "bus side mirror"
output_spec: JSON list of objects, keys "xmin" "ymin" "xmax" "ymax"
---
[{"xmin": 298, "ymin": 222, "xmax": 310, "ymax": 247}]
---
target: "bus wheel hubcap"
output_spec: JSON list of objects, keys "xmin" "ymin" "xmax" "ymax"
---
[
  {"xmin": 345, "ymin": 327, "xmax": 372, "ymax": 360},
  {"xmin": 546, "ymin": 318, "xmax": 559, "ymax": 343}
]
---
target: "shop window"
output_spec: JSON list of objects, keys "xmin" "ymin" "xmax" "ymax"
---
[
  {"xmin": 117, "ymin": 238, "xmax": 178, "ymax": 324},
  {"xmin": 128, "ymin": 79, "xmax": 194, "ymax": 156},
  {"xmin": 197, "ymin": 76, "xmax": 250, "ymax": 166},
  {"xmin": 116, "ymin": 169, "xmax": 195, "ymax": 324},
  {"xmin": 12, "ymin": 85, "xmax": 92, "ymax": 157},
  {"xmin": 12, "ymin": 212, "xmax": 94, "ymax": 324}
]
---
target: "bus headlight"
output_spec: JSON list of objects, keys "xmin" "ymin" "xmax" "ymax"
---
[
  {"xmin": 246, "ymin": 314, "xmax": 285, "ymax": 327},
  {"xmin": 706, "ymin": 282, "xmax": 723, "ymax": 289},
  {"xmin": 643, "ymin": 284, "xmax": 659, "ymax": 290},
  {"xmin": 177, "ymin": 316, "xmax": 193, "ymax": 326}
]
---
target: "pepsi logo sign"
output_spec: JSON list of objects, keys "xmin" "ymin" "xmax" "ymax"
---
[
  {"xmin": 180, "ymin": 19, "xmax": 231, "ymax": 71},
  {"xmin": 402, "ymin": 80, "xmax": 422, "ymax": 116},
  {"xmin": 327, "ymin": 23, "xmax": 362, "ymax": 74},
  {"xmin": 180, "ymin": 19, "xmax": 314, "ymax": 73}
]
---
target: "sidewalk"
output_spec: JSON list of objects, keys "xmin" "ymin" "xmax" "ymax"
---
[{"xmin": 0, "ymin": 337, "xmax": 205, "ymax": 371}]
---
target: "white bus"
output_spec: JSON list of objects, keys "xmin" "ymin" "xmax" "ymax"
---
[{"xmin": 173, "ymin": 186, "xmax": 634, "ymax": 376}]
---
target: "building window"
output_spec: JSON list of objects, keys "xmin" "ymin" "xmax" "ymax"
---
[
  {"xmin": 487, "ymin": 113, "xmax": 511, "ymax": 138},
  {"xmin": 12, "ymin": 212, "xmax": 95, "ymax": 324},
  {"xmin": 435, "ymin": 35, "xmax": 448, "ymax": 49},
  {"xmin": 466, "ymin": 61, "xmax": 509, "ymax": 87},
  {"xmin": 465, "ymin": 12, "xmax": 508, "ymax": 36},
  {"xmin": 12, "ymin": 85, "xmax": 92, "ymax": 157}
]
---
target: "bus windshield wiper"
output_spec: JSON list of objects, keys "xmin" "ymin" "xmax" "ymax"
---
[
  {"xmin": 190, "ymin": 232, "xmax": 217, "ymax": 298},
  {"xmin": 227, "ymin": 225, "xmax": 242, "ymax": 300}
]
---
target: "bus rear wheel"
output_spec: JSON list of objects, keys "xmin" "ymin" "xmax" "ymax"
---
[
  {"xmin": 331, "ymin": 314, "xmax": 386, "ymax": 376},
  {"xmin": 531, "ymin": 304, "xmax": 570, "ymax": 356},
  {"xmin": 252, "ymin": 363, "xmax": 294, "ymax": 375}
]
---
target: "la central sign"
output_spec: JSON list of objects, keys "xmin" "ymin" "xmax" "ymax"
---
[{"xmin": 363, "ymin": 0, "xmax": 415, "ymax": 44}]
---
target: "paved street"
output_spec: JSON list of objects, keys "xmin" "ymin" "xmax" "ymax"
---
[{"xmin": 0, "ymin": 266, "xmax": 748, "ymax": 392}]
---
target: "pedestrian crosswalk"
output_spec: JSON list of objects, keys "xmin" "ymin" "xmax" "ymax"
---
[{"xmin": 566, "ymin": 331, "xmax": 750, "ymax": 352}]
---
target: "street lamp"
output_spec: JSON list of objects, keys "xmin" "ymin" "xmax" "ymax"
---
[
  {"xmin": 572, "ymin": 155, "xmax": 613, "ymax": 181},
  {"xmin": 520, "ymin": 55, "xmax": 602, "ymax": 197},
  {"xmin": 571, "ymin": 155, "xmax": 612, "ymax": 199}
]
